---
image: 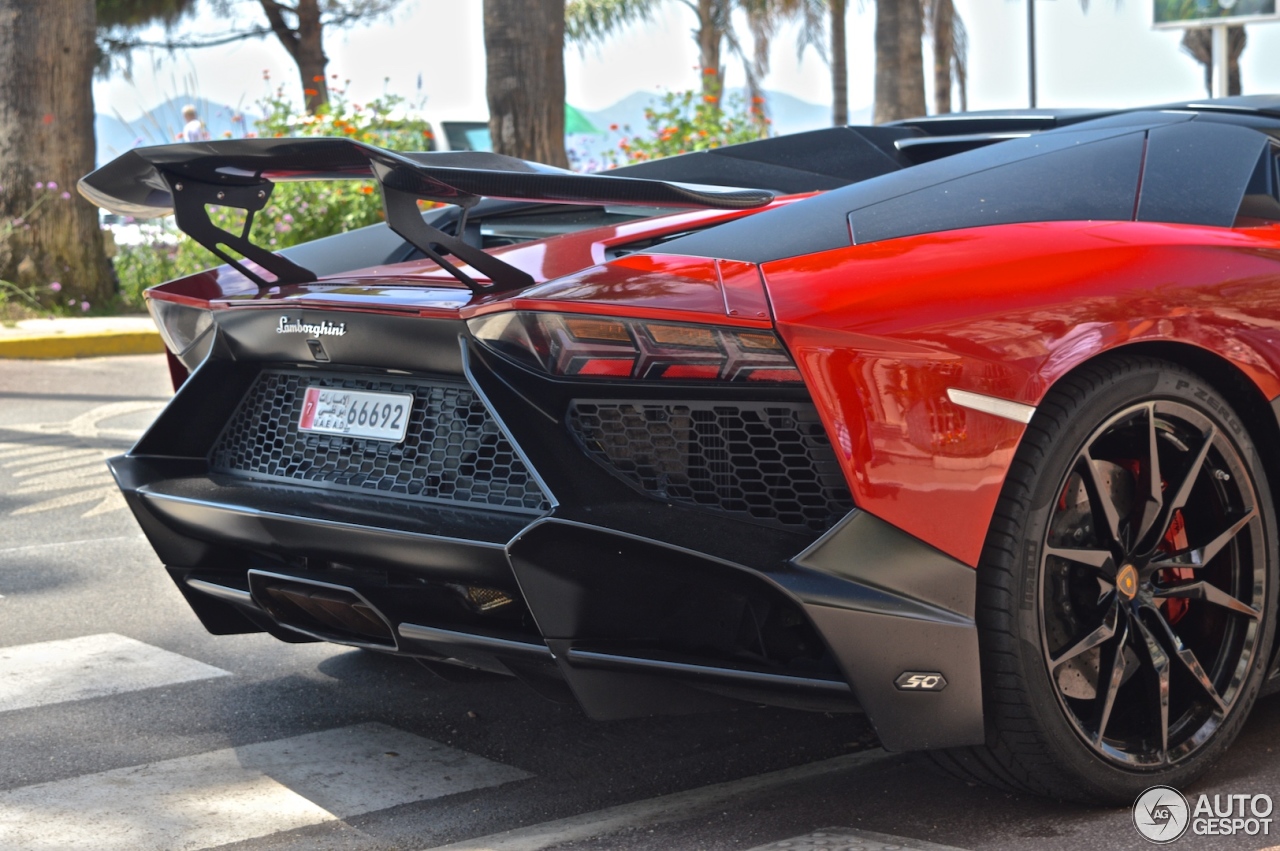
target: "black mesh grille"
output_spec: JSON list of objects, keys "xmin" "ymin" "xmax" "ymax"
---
[
  {"xmin": 211, "ymin": 369, "xmax": 549, "ymax": 512},
  {"xmin": 567, "ymin": 400, "xmax": 853, "ymax": 531}
]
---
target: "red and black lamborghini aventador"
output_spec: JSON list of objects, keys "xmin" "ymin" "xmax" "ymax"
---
[{"xmin": 81, "ymin": 96, "xmax": 1280, "ymax": 803}]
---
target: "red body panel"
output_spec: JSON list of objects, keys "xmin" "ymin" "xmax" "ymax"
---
[{"xmin": 765, "ymin": 219, "xmax": 1280, "ymax": 566}]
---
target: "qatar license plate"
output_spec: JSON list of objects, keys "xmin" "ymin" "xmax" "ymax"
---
[{"xmin": 298, "ymin": 386, "xmax": 413, "ymax": 442}]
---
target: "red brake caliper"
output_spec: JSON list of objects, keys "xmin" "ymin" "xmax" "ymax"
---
[{"xmin": 1161, "ymin": 509, "xmax": 1193, "ymax": 624}]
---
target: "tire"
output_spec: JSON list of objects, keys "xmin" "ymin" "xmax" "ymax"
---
[{"xmin": 939, "ymin": 356, "xmax": 1277, "ymax": 803}]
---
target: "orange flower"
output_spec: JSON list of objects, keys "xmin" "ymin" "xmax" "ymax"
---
[
  {"xmin": 702, "ymin": 67, "xmax": 717, "ymax": 75},
  {"xmin": 304, "ymin": 88, "xmax": 319, "ymax": 96},
  {"xmin": 703, "ymin": 95, "xmax": 717, "ymax": 104},
  {"xmin": 752, "ymin": 96, "xmax": 765, "ymax": 104},
  {"xmin": 609, "ymin": 123, "xmax": 619, "ymax": 131},
  {"xmin": 360, "ymin": 185, "xmax": 374, "ymax": 195},
  {"xmin": 312, "ymin": 75, "xmax": 324, "ymax": 82}
]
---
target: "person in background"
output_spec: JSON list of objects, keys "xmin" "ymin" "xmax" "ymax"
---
[{"xmin": 180, "ymin": 105, "xmax": 209, "ymax": 143}]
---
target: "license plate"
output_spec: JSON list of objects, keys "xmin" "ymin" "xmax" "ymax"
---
[{"xmin": 298, "ymin": 386, "xmax": 413, "ymax": 442}]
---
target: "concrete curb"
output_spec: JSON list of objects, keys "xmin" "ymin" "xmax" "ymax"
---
[{"xmin": 0, "ymin": 318, "xmax": 164, "ymax": 359}]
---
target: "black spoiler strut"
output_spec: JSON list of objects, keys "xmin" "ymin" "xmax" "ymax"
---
[{"xmin": 79, "ymin": 138, "xmax": 774, "ymax": 293}]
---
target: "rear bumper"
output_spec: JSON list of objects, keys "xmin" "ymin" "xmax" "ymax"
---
[
  {"xmin": 112, "ymin": 450, "xmax": 984, "ymax": 751},
  {"xmin": 113, "ymin": 311, "xmax": 985, "ymax": 751}
]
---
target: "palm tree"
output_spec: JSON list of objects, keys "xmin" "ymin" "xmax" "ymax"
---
[
  {"xmin": 829, "ymin": 0, "xmax": 847, "ymax": 124},
  {"xmin": 0, "ymin": 0, "xmax": 115, "ymax": 304},
  {"xmin": 739, "ymin": 0, "xmax": 825, "ymax": 132},
  {"xmin": 1181, "ymin": 26, "xmax": 1246, "ymax": 96},
  {"xmin": 872, "ymin": 0, "xmax": 925, "ymax": 123},
  {"xmin": 567, "ymin": 0, "xmax": 819, "ymax": 113},
  {"xmin": 486, "ymin": 0, "xmax": 569, "ymax": 166},
  {"xmin": 923, "ymin": 0, "xmax": 967, "ymax": 113}
]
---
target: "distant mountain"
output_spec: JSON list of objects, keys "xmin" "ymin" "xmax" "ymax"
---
[
  {"xmin": 579, "ymin": 89, "xmax": 871, "ymax": 139},
  {"xmin": 95, "ymin": 97, "xmax": 255, "ymax": 163}
]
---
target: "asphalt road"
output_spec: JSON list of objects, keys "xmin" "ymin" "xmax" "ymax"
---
[{"xmin": 1, "ymin": 354, "xmax": 1278, "ymax": 851}]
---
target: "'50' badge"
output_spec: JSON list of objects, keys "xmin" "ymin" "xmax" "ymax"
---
[{"xmin": 894, "ymin": 672, "xmax": 947, "ymax": 691}]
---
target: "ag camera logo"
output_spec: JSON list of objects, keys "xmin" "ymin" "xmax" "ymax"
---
[
  {"xmin": 1132, "ymin": 787, "xmax": 1275, "ymax": 842},
  {"xmin": 1133, "ymin": 786, "xmax": 1190, "ymax": 844}
]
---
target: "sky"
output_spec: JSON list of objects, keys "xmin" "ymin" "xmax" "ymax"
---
[{"xmin": 92, "ymin": 0, "xmax": 1280, "ymax": 126}]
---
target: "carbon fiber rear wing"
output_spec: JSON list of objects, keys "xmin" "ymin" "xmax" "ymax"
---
[{"xmin": 79, "ymin": 138, "xmax": 774, "ymax": 293}]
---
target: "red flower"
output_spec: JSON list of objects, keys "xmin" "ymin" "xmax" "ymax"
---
[
  {"xmin": 304, "ymin": 88, "xmax": 319, "ymax": 96},
  {"xmin": 312, "ymin": 75, "xmax": 324, "ymax": 82}
]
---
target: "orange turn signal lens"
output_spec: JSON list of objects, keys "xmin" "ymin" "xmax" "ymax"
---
[
  {"xmin": 563, "ymin": 317, "xmax": 631, "ymax": 342},
  {"xmin": 645, "ymin": 324, "xmax": 718, "ymax": 348}
]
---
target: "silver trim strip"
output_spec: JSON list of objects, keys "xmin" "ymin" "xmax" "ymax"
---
[
  {"xmin": 186, "ymin": 578, "xmax": 256, "ymax": 608},
  {"xmin": 946, "ymin": 388, "xmax": 1036, "ymax": 424}
]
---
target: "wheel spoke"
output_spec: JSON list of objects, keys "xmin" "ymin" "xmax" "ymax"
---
[
  {"xmin": 1135, "ymin": 403, "xmax": 1164, "ymax": 544},
  {"xmin": 1134, "ymin": 617, "xmax": 1171, "ymax": 756},
  {"xmin": 1045, "ymin": 545, "xmax": 1114, "ymax": 573},
  {"xmin": 1092, "ymin": 615, "xmax": 1130, "ymax": 745},
  {"xmin": 1081, "ymin": 450, "xmax": 1126, "ymax": 549},
  {"xmin": 1143, "ymin": 603, "xmax": 1227, "ymax": 713},
  {"xmin": 1157, "ymin": 580, "xmax": 1260, "ymax": 618},
  {"xmin": 1153, "ymin": 510, "xmax": 1257, "ymax": 569},
  {"xmin": 1140, "ymin": 425, "xmax": 1216, "ymax": 556},
  {"xmin": 1050, "ymin": 600, "xmax": 1119, "ymax": 670}
]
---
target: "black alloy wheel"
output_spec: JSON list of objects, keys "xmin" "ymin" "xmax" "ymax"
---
[{"xmin": 933, "ymin": 357, "xmax": 1276, "ymax": 803}]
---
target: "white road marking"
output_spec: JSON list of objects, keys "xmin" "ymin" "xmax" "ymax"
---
[
  {"xmin": 425, "ymin": 748, "xmax": 896, "ymax": 851},
  {"xmin": 0, "ymin": 633, "xmax": 229, "ymax": 713},
  {"xmin": 0, "ymin": 400, "xmax": 164, "ymax": 518},
  {"xmin": 0, "ymin": 534, "xmax": 144, "ymax": 556},
  {"xmin": 747, "ymin": 827, "xmax": 970, "ymax": 851},
  {"xmin": 0, "ymin": 722, "xmax": 532, "ymax": 851}
]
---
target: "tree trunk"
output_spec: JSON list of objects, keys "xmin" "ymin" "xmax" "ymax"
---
[
  {"xmin": 259, "ymin": 0, "xmax": 330, "ymax": 113},
  {"xmin": 697, "ymin": 0, "xmax": 724, "ymax": 107},
  {"xmin": 484, "ymin": 0, "xmax": 568, "ymax": 168},
  {"xmin": 831, "ymin": 0, "xmax": 847, "ymax": 125},
  {"xmin": 933, "ymin": 0, "xmax": 954, "ymax": 114},
  {"xmin": 873, "ymin": 0, "xmax": 926, "ymax": 124},
  {"xmin": 1181, "ymin": 26, "xmax": 1246, "ymax": 97},
  {"xmin": 0, "ymin": 0, "xmax": 113, "ymax": 306}
]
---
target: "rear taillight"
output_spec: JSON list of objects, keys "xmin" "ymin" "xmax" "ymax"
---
[
  {"xmin": 467, "ymin": 312, "xmax": 803, "ymax": 384},
  {"xmin": 147, "ymin": 297, "xmax": 213, "ymax": 358}
]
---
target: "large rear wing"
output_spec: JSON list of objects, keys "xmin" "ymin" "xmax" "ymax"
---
[{"xmin": 79, "ymin": 138, "xmax": 774, "ymax": 293}]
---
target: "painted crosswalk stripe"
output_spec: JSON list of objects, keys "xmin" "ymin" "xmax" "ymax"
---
[
  {"xmin": 0, "ymin": 633, "xmax": 230, "ymax": 713},
  {"xmin": 0, "ymin": 722, "xmax": 532, "ymax": 851}
]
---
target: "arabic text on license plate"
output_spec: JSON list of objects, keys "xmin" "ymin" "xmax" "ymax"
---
[{"xmin": 298, "ymin": 387, "xmax": 413, "ymax": 442}]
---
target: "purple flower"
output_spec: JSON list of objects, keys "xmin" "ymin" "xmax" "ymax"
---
[
  {"xmin": 49, "ymin": 281, "xmax": 61, "ymax": 292},
  {"xmin": 60, "ymin": 191, "xmax": 70, "ymax": 200},
  {"xmin": 80, "ymin": 301, "xmax": 90, "ymax": 312},
  {"xmin": 34, "ymin": 181, "xmax": 43, "ymax": 189},
  {"xmin": 282, "ymin": 213, "xmax": 294, "ymax": 223},
  {"xmin": 47, "ymin": 181, "xmax": 57, "ymax": 190}
]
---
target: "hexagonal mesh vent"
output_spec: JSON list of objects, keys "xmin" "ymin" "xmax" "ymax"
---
[
  {"xmin": 566, "ymin": 400, "xmax": 853, "ymax": 531},
  {"xmin": 211, "ymin": 369, "xmax": 548, "ymax": 512}
]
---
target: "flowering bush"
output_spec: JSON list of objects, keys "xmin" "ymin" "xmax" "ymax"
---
[
  {"xmin": 596, "ymin": 81, "xmax": 769, "ymax": 170},
  {"xmin": 0, "ymin": 182, "xmax": 94, "ymax": 318},
  {"xmin": 114, "ymin": 74, "xmax": 436, "ymax": 307}
]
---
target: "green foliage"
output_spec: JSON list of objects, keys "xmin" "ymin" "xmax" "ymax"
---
[
  {"xmin": 96, "ymin": 0, "xmax": 199, "ymax": 29},
  {"xmin": 112, "ymin": 78, "xmax": 436, "ymax": 307},
  {"xmin": 600, "ymin": 85, "xmax": 768, "ymax": 168},
  {"xmin": 565, "ymin": 0, "xmax": 658, "ymax": 45}
]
